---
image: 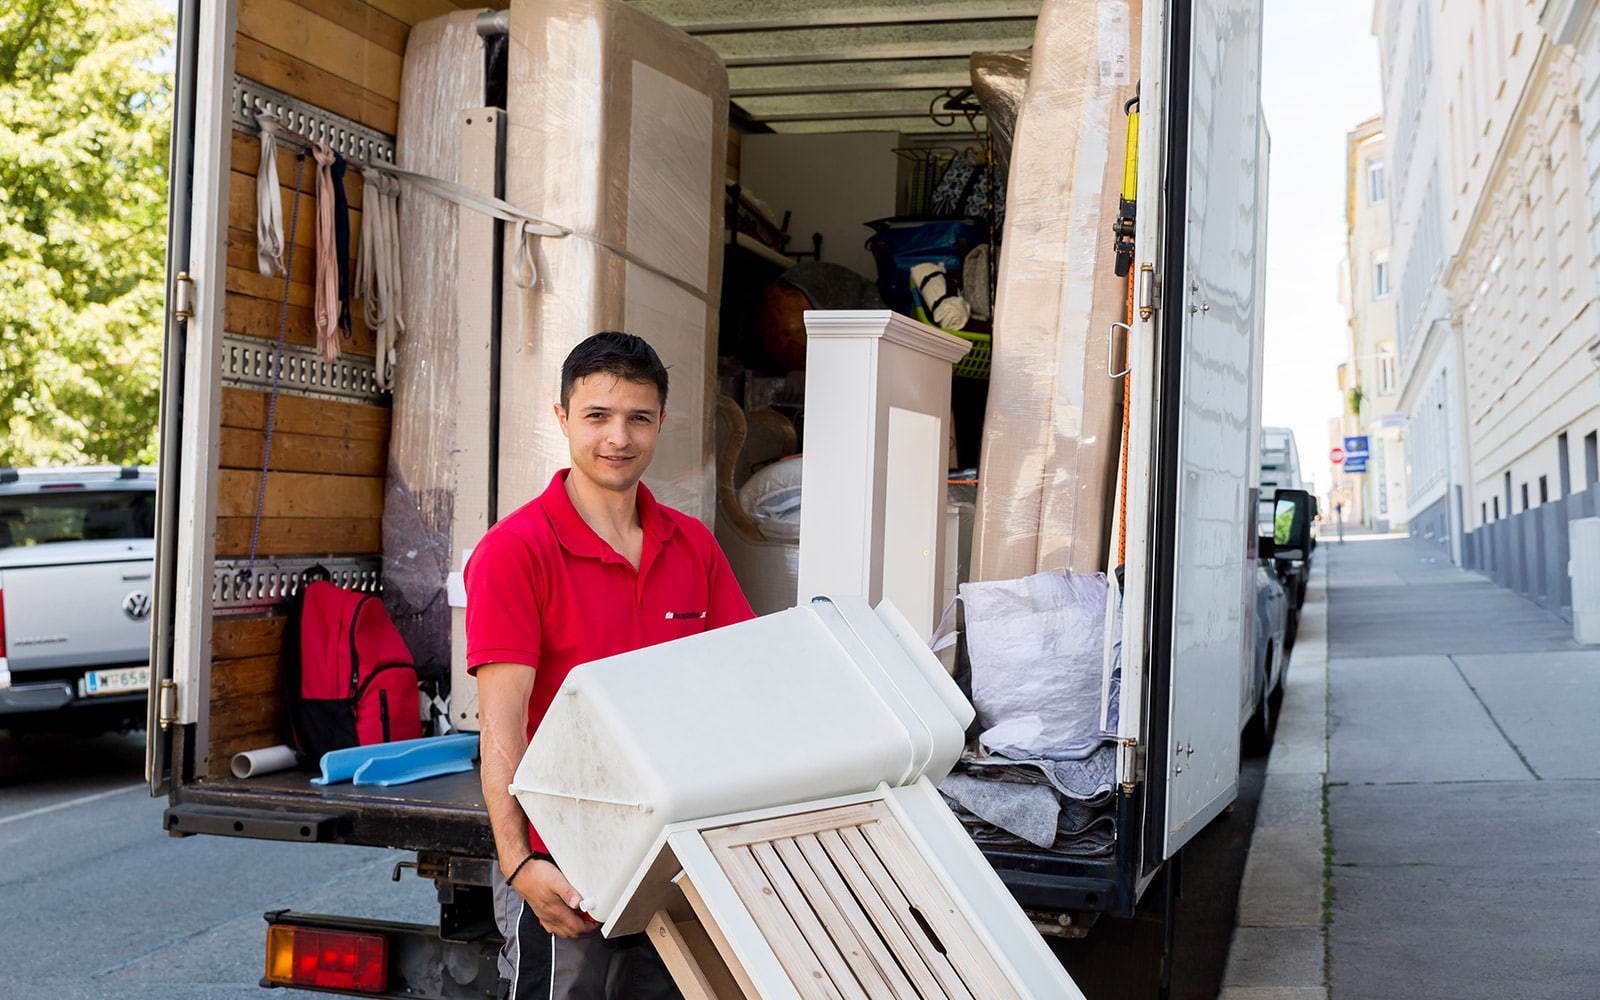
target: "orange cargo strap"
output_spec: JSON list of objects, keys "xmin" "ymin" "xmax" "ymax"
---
[{"xmin": 1118, "ymin": 265, "xmax": 1133, "ymax": 568}]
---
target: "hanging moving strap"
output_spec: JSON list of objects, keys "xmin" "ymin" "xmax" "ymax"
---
[
  {"xmin": 240, "ymin": 151, "xmax": 310, "ymax": 586},
  {"xmin": 355, "ymin": 170, "xmax": 403, "ymax": 390},
  {"xmin": 1115, "ymin": 94, "xmax": 1140, "ymax": 569},
  {"xmin": 311, "ymin": 143, "xmax": 342, "ymax": 363},
  {"xmin": 1118, "ymin": 265, "xmax": 1134, "ymax": 568},
  {"xmin": 255, "ymin": 114, "xmax": 288, "ymax": 278}
]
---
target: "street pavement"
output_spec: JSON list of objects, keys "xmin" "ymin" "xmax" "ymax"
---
[{"xmin": 1220, "ymin": 531, "xmax": 1600, "ymax": 999}]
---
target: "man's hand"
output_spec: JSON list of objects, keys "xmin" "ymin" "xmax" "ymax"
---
[{"xmin": 514, "ymin": 860, "xmax": 599, "ymax": 938}]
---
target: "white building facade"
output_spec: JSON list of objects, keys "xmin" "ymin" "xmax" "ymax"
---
[
  {"xmin": 1343, "ymin": 115, "xmax": 1409, "ymax": 532},
  {"xmin": 1541, "ymin": 0, "xmax": 1600, "ymax": 499},
  {"xmin": 1377, "ymin": 0, "xmax": 1600, "ymax": 609},
  {"xmin": 1376, "ymin": 0, "xmax": 1466, "ymax": 559},
  {"xmin": 1446, "ymin": 19, "xmax": 1598, "ymax": 542}
]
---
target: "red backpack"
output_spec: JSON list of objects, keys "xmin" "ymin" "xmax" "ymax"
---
[{"xmin": 284, "ymin": 576, "xmax": 422, "ymax": 762}]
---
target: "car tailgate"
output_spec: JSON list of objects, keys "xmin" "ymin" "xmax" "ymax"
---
[{"xmin": 2, "ymin": 541, "xmax": 155, "ymax": 672}]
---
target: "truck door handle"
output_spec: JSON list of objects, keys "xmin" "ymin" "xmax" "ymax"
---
[{"xmin": 1108, "ymin": 322, "xmax": 1131, "ymax": 379}]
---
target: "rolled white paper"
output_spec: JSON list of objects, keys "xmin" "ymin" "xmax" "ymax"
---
[{"xmin": 231, "ymin": 744, "xmax": 300, "ymax": 779}]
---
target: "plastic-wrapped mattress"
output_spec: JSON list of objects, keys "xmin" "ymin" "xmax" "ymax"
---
[
  {"xmin": 496, "ymin": 0, "xmax": 729, "ymax": 520},
  {"xmin": 382, "ymin": 11, "xmax": 487, "ymax": 671},
  {"xmin": 972, "ymin": 0, "xmax": 1140, "ymax": 580}
]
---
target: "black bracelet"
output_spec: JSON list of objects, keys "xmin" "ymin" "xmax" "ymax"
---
[{"xmin": 505, "ymin": 853, "xmax": 537, "ymax": 886}]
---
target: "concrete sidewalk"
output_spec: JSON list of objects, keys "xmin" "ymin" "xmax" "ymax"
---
[{"xmin": 1220, "ymin": 532, "xmax": 1600, "ymax": 1000}]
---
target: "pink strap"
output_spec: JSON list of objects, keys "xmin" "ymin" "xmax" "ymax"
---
[{"xmin": 312, "ymin": 143, "xmax": 340, "ymax": 363}]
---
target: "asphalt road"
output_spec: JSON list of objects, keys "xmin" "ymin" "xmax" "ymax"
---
[
  {"xmin": 1052, "ymin": 756, "xmax": 1267, "ymax": 1000},
  {"xmin": 1, "ymin": 729, "xmax": 1264, "ymax": 999},
  {"xmin": 0, "ymin": 729, "xmax": 434, "ymax": 999}
]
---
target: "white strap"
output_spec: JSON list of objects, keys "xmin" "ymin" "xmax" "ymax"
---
[
  {"xmin": 255, "ymin": 114, "xmax": 286, "ymax": 278},
  {"xmin": 354, "ymin": 171, "xmax": 404, "ymax": 390},
  {"xmin": 378, "ymin": 160, "xmax": 711, "ymax": 306}
]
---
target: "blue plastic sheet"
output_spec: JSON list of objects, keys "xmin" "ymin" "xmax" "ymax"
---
[{"xmin": 311, "ymin": 733, "xmax": 479, "ymax": 787}]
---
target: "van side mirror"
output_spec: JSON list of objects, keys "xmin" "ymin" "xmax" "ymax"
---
[{"xmin": 1271, "ymin": 488, "xmax": 1314, "ymax": 561}]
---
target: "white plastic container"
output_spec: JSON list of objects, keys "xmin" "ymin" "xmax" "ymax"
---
[{"xmin": 509, "ymin": 594, "xmax": 975, "ymax": 922}]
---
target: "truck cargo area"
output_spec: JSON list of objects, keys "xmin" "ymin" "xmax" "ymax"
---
[{"xmin": 151, "ymin": 0, "xmax": 1269, "ymax": 995}]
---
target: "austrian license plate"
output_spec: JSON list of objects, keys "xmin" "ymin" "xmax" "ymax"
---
[{"xmin": 80, "ymin": 666, "xmax": 150, "ymax": 697}]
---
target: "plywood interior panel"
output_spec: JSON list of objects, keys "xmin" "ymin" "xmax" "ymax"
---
[{"xmin": 204, "ymin": 0, "xmax": 512, "ymax": 776}]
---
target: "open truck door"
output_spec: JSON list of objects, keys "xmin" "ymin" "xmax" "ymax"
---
[
  {"xmin": 1135, "ymin": 0, "xmax": 1267, "ymax": 869},
  {"xmin": 147, "ymin": 0, "xmax": 219, "ymax": 796}
]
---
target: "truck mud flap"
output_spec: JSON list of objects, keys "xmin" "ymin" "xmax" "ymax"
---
[{"xmin": 164, "ymin": 803, "xmax": 337, "ymax": 842}]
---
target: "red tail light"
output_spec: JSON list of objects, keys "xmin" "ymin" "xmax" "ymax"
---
[
  {"xmin": 0, "ymin": 586, "xmax": 7, "ymax": 658},
  {"xmin": 265, "ymin": 923, "xmax": 388, "ymax": 994}
]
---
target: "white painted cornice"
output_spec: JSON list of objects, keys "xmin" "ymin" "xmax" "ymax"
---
[
  {"xmin": 1539, "ymin": 0, "xmax": 1597, "ymax": 46},
  {"xmin": 800, "ymin": 309, "xmax": 973, "ymax": 364}
]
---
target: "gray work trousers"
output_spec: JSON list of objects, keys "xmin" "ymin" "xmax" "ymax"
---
[{"xmin": 492, "ymin": 866, "xmax": 681, "ymax": 1000}]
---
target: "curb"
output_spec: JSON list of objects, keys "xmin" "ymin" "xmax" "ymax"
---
[{"xmin": 1218, "ymin": 555, "xmax": 1330, "ymax": 1000}]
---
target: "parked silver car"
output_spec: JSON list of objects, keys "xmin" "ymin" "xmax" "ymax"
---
[{"xmin": 0, "ymin": 466, "xmax": 156, "ymax": 733}]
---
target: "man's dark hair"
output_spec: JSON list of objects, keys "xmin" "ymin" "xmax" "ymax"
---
[{"xmin": 559, "ymin": 332, "xmax": 669, "ymax": 410}]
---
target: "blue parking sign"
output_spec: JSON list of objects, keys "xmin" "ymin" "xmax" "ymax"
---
[{"xmin": 1343, "ymin": 435, "xmax": 1370, "ymax": 458}]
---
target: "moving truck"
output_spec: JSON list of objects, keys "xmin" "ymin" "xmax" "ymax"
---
[{"xmin": 147, "ymin": 1, "xmax": 1297, "ymax": 995}]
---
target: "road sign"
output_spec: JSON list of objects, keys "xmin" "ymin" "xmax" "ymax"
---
[
  {"xmin": 1344, "ymin": 455, "xmax": 1368, "ymax": 474},
  {"xmin": 1330, "ymin": 446, "xmax": 1345, "ymax": 465},
  {"xmin": 1343, "ymin": 435, "xmax": 1370, "ymax": 458}
]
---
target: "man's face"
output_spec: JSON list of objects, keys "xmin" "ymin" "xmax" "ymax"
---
[{"xmin": 555, "ymin": 374, "xmax": 665, "ymax": 494}]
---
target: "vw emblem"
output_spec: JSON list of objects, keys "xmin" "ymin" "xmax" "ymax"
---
[{"xmin": 123, "ymin": 591, "xmax": 153, "ymax": 621}]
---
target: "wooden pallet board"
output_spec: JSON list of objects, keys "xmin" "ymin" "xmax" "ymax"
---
[{"xmin": 644, "ymin": 800, "xmax": 1023, "ymax": 1000}]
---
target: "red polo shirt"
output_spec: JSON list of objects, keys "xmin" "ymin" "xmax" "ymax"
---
[{"xmin": 464, "ymin": 471, "xmax": 754, "ymax": 851}]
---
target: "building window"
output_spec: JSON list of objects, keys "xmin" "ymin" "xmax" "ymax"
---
[
  {"xmin": 1587, "ymin": 432, "xmax": 1599, "ymax": 486},
  {"xmin": 1539, "ymin": 476, "xmax": 1549, "ymax": 504},
  {"xmin": 1368, "ymin": 157, "xmax": 1386, "ymax": 203},
  {"xmin": 1494, "ymin": 496, "xmax": 1501, "ymax": 519},
  {"xmin": 1521, "ymin": 483, "xmax": 1530, "ymax": 511},
  {"xmin": 1560, "ymin": 433, "xmax": 1572, "ymax": 497},
  {"xmin": 1377, "ymin": 344, "xmax": 1398, "ymax": 395},
  {"xmin": 1373, "ymin": 253, "xmax": 1391, "ymax": 299},
  {"xmin": 1482, "ymin": 501, "xmax": 1488, "ymax": 526}
]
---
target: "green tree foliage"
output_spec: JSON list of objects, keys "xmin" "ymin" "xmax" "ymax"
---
[{"xmin": 0, "ymin": 1, "xmax": 172, "ymax": 466}]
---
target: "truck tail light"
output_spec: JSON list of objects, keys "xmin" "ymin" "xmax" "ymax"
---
[{"xmin": 265, "ymin": 923, "xmax": 387, "ymax": 994}]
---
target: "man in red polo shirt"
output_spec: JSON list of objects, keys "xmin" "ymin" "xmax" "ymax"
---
[{"xmin": 466, "ymin": 332, "xmax": 754, "ymax": 1000}]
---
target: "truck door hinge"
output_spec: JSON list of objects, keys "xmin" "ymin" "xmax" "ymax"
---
[
  {"xmin": 1119, "ymin": 738, "xmax": 1138, "ymax": 793},
  {"xmin": 1138, "ymin": 263, "xmax": 1156, "ymax": 320},
  {"xmin": 158, "ymin": 679, "xmax": 178, "ymax": 730},
  {"xmin": 171, "ymin": 272, "xmax": 195, "ymax": 323}
]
